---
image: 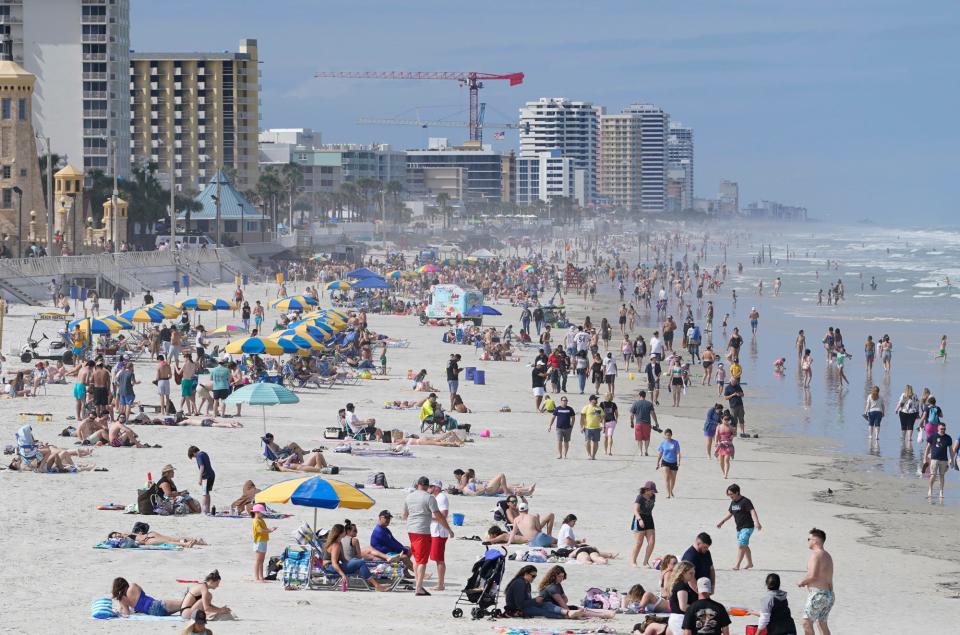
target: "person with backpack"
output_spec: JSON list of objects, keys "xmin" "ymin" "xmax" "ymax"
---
[{"xmin": 750, "ymin": 573, "xmax": 798, "ymax": 634}]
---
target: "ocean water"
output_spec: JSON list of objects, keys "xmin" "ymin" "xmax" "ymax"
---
[{"xmin": 619, "ymin": 224, "xmax": 959, "ymax": 504}]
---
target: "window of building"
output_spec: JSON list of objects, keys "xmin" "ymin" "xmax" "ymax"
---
[
  {"xmin": 2, "ymin": 166, "xmax": 9, "ymax": 179},
  {"xmin": 17, "ymin": 98, "xmax": 26, "ymax": 121},
  {"xmin": 0, "ymin": 99, "xmax": 9, "ymax": 120},
  {"xmin": 2, "ymin": 189, "xmax": 11, "ymax": 207},
  {"xmin": 224, "ymin": 221, "xmax": 238, "ymax": 233}
]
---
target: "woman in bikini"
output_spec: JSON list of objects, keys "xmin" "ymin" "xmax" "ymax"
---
[
  {"xmin": 451, "ymin": 468, "xmax": 535, "ymax": 496},
  {"xmin": 715, "ymin": 414, "xmax": 736, "ymax": 479},
  {"xmin": 178, "ymin": 570, "xmax": 232, "ymax": 620},
  {"xmin": 273, "ymin": 451, "xmax": 328, "ymax": 472},
  {"xmin": 394, "ymin": 431, "xmax": 464, "ymax": 447},
  {"xmin": 700, "ymin": 345, "xmax": 715, "ymax": 385},
  {"xmin": 107, "ymin": 530, "xmax": 208, "ymax": 548},
  {"xmin": 801, "ymin": 349, "xmax": 813, "ymax": 388}
]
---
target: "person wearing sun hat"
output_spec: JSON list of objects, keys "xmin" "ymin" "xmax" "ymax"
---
[{"xmin": 252, "ymin": 503, "xmax": 277, "ymax": 582}]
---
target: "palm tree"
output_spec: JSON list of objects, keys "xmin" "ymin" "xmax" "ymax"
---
[
  {"xmin": 257, "ymin": 167, "xmax": 284, "ymax": 235},
  {"xmin": 339, "ymin": 182, "xmax": 360, "ymax": 221},
  {"xmin": 385, "ymin": 179, "xmax": 403, "ymax": 224},
  {"xmin": 435, "ymin": 192, "xmax": 451, "ymax": 229},
  {"xmin": 280, "ymin": 162, "xmax": 304, "ymax": 229}
]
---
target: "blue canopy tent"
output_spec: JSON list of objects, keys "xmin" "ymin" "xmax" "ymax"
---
[
  {"xmin": 465, "ymin": 305, "xmax": 503, "ymax": 316},
  {"xmin": 351, "ymin": 277, "xmax": 391, "ymax": 290},
  {"xmin": 346, "ymin": 267, "xmax": 381, "ymax": 280}
]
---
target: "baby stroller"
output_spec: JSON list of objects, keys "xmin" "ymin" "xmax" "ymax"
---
[{"xmin": 452, "ymin": 546, "xmax": 507, "ymax": 619}]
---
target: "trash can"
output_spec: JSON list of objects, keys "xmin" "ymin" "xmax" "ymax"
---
[
  {"xmin": 465, "ymin": 367, "xmax": 476, "ymax": 381},
  {"xmin": 473, "ymin": 370, "xmax": 485, "ymax": 385}
]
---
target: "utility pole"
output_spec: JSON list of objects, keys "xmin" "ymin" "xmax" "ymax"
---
[
  {"xmin": 110, "ymin": 138, "xmax": 119, "ymax": 251},
  {"xmin": 215, "ymin": 167, "xmax": 222, "ymax": 247},
  {"xmin": 42, "ymin": 136, "xmax": 53, "ymax": 251},
  {"xmin": 381, "ymin": 189, "xmax": 387, "ymax": 253}
]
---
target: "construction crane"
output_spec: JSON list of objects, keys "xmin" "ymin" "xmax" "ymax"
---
[
  {"xmin": 314, "ymin": 71, "xmax": 524, "ymax": 142},
  {"xmin": 357, "ymin": 104, "xmax": 519, "ymax": 142}
]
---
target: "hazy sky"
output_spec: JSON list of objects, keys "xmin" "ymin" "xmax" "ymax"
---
[{"xmin": 132, "ymin": 0, "xmax": 958, "ymax": 222}]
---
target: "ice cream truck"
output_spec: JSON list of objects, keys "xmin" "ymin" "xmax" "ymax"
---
[{"xmin": 423, "ymin": 284, "xmax": 485, "ymax": 324}]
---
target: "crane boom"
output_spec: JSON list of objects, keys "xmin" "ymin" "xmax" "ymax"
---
[{"xmin": 315, "ymin": 70, "xmax": 524, "ymax": 141}]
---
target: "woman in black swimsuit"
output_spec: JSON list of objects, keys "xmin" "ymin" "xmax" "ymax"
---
[{"xmin": 179, "ymin": 570, "xmax": 232, "ymax": 620}]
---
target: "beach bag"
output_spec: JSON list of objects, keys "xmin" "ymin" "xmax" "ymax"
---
[
  {"xmin": 174, "ymin": 367, "xmax": 183, "ymax": 385},
  {"xmin": 137, "ymin": 486, "xmax": 159, "ymax": 515},
  {"xmin": 91, "ymin": 598, "xmax": 117, "ymax": 620},
  {"xmin": 265, "ymin": 555, "xmax": 283, "ymax": 581}
]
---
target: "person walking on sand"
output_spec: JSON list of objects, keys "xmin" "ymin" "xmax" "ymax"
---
[
  {"xmin": 715, "ymin": 414, "xmax": 736, "ymax": 479},
  {"xmin": 749, "ymin": 306, "xmax": 760, "ymax": 335},
  {"xmin": 630, "ymin": 481, "xmax": 657, "ymax": 567},
  {"xmin": 798, "ymin": 528, "xmax": 834, "ymax": 635},
  {"xmin": 252, "ymin": 503, "xmax": 277, "ymax": 582},
  {"xmin": 547, "ymin": 396, "xmax": 576, "ymax": 458},
  {"xmin": 716, "ymin": 484, "xmax": 762, "ymax": 570},
  {"xmin": 796, "ymin": 330, "xmax": 806, "ymax": 362},
  {"xmin": 923, "ymin": 422, "xmax": 956, "ymax": 499},
  {"xmin": 599, "ymin": 393, "xmax": 619, "ymax": 456},
  {"xmin": 656, "ymin": 429, "xmax": 681, "ymax": 498},
  {"xmin": 630, "ymin": 390, "xmax": 660, "ymax": 456},
  {"xmin": 579, "ymin": 394, "xmax": 603, "ymax": 460},
  {"xmin": 188, "ymin": 445, "xmax": 215, "ymax": 515}
]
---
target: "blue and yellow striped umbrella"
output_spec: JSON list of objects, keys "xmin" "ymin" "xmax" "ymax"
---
[
  {"xmin": 68, "ymin": 318, "xmax": 118, "ymax": 334},
  {"xmin": 272, "ymin": 329, "xmax": 326, "ymax": 350},
  {"xmin": 225, "ymin": 336, "xmax": 298, "ymax": 356},
  {"xmin": 120, "ymin": 307, "xmax": 165, "ymax": 323},
  {"xmin": 326, "ymin": 280, "xmax": 352, "ymax": 291},
  {"xmin": 208, "ymin": 298, "xmax": 236, "ymax": 311},
  {"xmin": 176, "ymin": 298, "xmax": 215, "ymax": 311},
  {"xmin": 102, "ymin": 315, "xmax": 135, "ymax": 330},
  {"xmin": 285, "ymin": 319, "xmax": 335, "ymax": 337},
  {"xmin": 255, "ymin": 476, "xmax": 375, "ymax": 510},
  {"xmin": 147, "ymin": 302, "xmax": 182, "ymax": 318},
  {"xmin": 272, "ymin": 295, "xmax": 319, "ymax": 311}
]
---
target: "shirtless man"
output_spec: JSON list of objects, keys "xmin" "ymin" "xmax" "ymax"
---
[
  {"xmin": 509, "ymin": 502, "xmax": 556, "ymax": 547},
  {"xmin": 798, "ymin": 527, "xmax": 834, "ymax": 635},
  {"xmin": 91, "ymin": 362, "xmax": 112, "ymax": 417},
  {"xmin": 74, "ymin": 361, "xmax": 94, "ymax": 420},
  {"xmin": 77, "ymin": 413, "xmax": 109, "ymax": 444},
  {"xmin": 178, "ymin": 353, "xmax": 198, "ymax": 415},
  {"xmin": 109, "ymin": 416, "xmax": 146, "ymax": 448}
]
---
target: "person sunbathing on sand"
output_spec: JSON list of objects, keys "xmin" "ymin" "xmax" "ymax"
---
[
  {"xmin": 386, "ymin": 398, "xmax": 428, "ymax": 409},
  {"xmin": 262, "ymin": 432, "xmax": 308, "ymax": 460},
  {"xmin": 107, "ymin": 530, "xmax": 208, "ymax": 548},
  {"xmin": 230, "ymin": 480, "xmax": 259, "ymax": 514},
  {"xmin": 111, "ymin": 578, "xmax": 183, "ymax": 617},
  {"xmin": 272, "ymin": 451, "xmax": 328, "ymax": 472},
  {"xmin": 451, "ymin": 468, "xmax": 535, "ymax": 496},
  {"xmin": 394, "ymin": 431, "xmax": 464, "ymax": 447},
  {"xmin": 108, "ymin": 416, "xmax": 149, "ymax": 447}
]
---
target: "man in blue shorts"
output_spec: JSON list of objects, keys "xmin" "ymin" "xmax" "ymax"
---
[{"xmin": 716, "ymin": 483, "xmax": 762, "ymax": 570}]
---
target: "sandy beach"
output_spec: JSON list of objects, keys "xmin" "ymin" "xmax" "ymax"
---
[{"xmin": 3, "ymin": 259, "xmax": 957, "ymax": 634}]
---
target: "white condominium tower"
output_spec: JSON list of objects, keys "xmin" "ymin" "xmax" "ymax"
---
[
  {"xmin": 599, "ymin": 103, "xmax": 668, "ymax": 213},
  {"xmin": 0, "ymin": 0, "xmax": 131, "ymax": 177},
  {"xmin": 668, "ymin": 122, "xmax": 694, "ymax": 209},
  {"xmin": 518, "ymin": 97, "xmax": 598, "ymax": 203}
]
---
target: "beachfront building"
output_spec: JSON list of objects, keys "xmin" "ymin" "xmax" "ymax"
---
[
  {"xmin": 743, "ymin": 200, "xmax": 808, "ymax": 221},
  {"xmin": 0, "ymin": 56, "xmax": 46, "ymax": 247},
  {"xmin": 179, "ymin": 169, "xmax": 267, "ymax": 244},
  {"xmin": 1, "ymin": 0, "xmax": 131, "ymax": 177},
  {"xmin": 518, "ymin": 97, "xmax": 599, "ymax": 203},
  {"xmin": 515, "ymin": 150, "xmax": 586, "ymax": 207},
  {"xmin": 599, "ymin": 103, "xmax": 669, "ymax": 213},
  {"xmin": 668, "ymin": 122, "xmax": 694, "ymax": 209},
  {"xmin": 129, "ymin": 39, "xmax": 260, "ymax": 194},
  {"xmin": 719, "ymin": 179, "xmax": 739, "ymax": 215},
  {"xmin": 406, "ymin": 138, "xmax": 505, "ymax": 203}
]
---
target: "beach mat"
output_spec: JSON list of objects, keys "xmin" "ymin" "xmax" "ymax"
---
[
  {"xmin": 494, "ymin": 627, "xmax": 616, "ymax": 635},
  {"xmin": 94, "ymin": 542, "xmax": 183, "ymax": 551}
]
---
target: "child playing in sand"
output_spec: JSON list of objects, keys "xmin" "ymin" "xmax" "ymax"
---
[{"xmin": 252, "ymin": 504, "xmax": 277, "ymax": 582}]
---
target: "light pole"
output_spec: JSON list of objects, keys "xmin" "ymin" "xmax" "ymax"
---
[
  {"xmin": 12, "ymin": 185, "xmax": 22, "ymax": 258},
  {"xmin": 36, "ymin": 134, "xmax": 53, "ymax": 251},
  {"xmin": 110, "ymin": 138, "xmax": 119, "ymax": 251},
  {"xmin": 214, "ymin": 167, "xmax": 222, "ymax": 247},
  {"xmin": 239, "ymin": 202, "xmax": 244, "ymax": 245}
]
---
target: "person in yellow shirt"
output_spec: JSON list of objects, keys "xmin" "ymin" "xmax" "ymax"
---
[
  {"xmin": 419, "ymin": 393, "xmax": 437, "ymax": 423},
  {"xmin": 252, "ymin": 503, "xmax": 276, "ymax": 582},
  {"xmin": 579, "ymin": 394, "xmax": 604, "ymax": 459},
  {"xmin": 729, "ymin": 360, "xmax": 742, "ymax": 380}
]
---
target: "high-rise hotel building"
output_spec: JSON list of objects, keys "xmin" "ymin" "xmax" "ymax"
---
[
  {"xmin": 518, "ymin": 97, "xmax": 598, "ymax": 204},
  {"xmin": 129, "ymin": 39, "xmax": 260, "ymax": 193},
  {"xmin": 599, "ymin": 103, "xmax": 668, "ymax": 213},
  {"xmin": 0, "ymin": 0, "xmax": 131, "ymax": 176}
]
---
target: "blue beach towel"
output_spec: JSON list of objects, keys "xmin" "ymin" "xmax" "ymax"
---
[{"xmin": 94, "ymin": 541, "xmax": 183, "ymax": 551}]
